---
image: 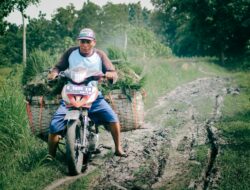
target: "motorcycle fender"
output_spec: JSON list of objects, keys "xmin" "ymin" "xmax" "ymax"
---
[{"xmin": 64, "ymin": 110, "xmax": 80, "ymax": 120}]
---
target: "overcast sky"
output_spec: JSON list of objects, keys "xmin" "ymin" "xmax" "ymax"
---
[{"xmin": 6, "ymin": 0, "xmax": 154, "ymax": 25}]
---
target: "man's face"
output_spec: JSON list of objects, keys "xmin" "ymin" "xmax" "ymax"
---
[{"xmin": 79, "ymin": 39, "xmax": 96, "ymax": 54}]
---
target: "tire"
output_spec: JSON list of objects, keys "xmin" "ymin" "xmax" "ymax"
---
[{"xmin": 66, "ymin": 120, "xmax": 84, "ymax": 175}]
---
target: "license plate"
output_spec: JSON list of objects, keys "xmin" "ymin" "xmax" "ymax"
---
[{"xmin": 65, "ymin": 84, "xmax": 93, "ymax": 95}]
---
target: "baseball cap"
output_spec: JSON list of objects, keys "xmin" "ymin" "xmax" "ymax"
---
[{"xmin": 77, "ymin": 28, "xmax": 95, "ymax": 40}]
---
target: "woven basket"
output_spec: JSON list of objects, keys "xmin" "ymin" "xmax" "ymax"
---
[
  {"xmin": 26, "ymin": 96, "xmax": 60, "ymax": 139},
  {"xmin": 106, "ymin": 89, "xmax": 144, "ymax": 131},
  {"xmin": 26, "ymin": 89, "xmax": 144, "ymax": 139}
]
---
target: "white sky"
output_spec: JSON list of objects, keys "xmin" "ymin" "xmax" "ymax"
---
[{"xmin": 6, "ymin": 0, "xmax": 154, "ymax": 25}]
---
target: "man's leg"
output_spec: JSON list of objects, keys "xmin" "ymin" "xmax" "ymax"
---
[
  {"xmin": 48, "ymin": 133, "xmax": 61, "ymax": 158},
  {"xmin": 109, "ymin": 122, "xmax": 126, "ymax": 156},
  {"xmin": 89, "ymin": 96, "xmax": 127, "ymax": 157},
  {"xmin": 48, "ymin": 102, "xmax": 67, "ymax": 158}
]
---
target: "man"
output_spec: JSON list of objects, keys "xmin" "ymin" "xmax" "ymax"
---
[{"xmin": 47, "ymin": 28, "xmax": 127, "ymax": 158}]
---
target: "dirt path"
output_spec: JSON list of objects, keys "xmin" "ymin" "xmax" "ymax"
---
[{"xmin": 44, "ymin": 76, "xmax": 230, "ymax": 190}]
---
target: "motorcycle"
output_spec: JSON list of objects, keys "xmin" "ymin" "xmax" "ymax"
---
[{"xmin": 56, "ymin": 67, "xmax": 105, "ymax": 175}]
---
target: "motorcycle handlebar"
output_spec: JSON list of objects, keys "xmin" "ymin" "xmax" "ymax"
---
[{"xmin": 47, "ymin": 72, "xmax": 113, "ymax": 84}]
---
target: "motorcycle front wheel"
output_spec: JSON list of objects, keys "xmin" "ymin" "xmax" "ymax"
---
[{"xmin": 66, "ymin": 120, "xmax": 84, "ymax": 175}]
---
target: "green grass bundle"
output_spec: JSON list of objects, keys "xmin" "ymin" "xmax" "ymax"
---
[
  {"xmin": 22, "ymin": 50, "xmax": 62, "ymax": 97},
  {"xmin": 100, "ymin": 46, "xmax": 145, "ymax": 97},
  {"xmin": 22, "ymin": 49, "xmax": 56, "ymax": 85}
]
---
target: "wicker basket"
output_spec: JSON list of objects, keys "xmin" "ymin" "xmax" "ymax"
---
[
  {"xmin": 26, "ymin": 96, "xmax": 60, "ymax": 139},
  {"xmin": 26, "ymin": 89, "xmax": 144, "ymax": 139},
  {"xmin": 106, "ymin": 89, "xmax": 144, "ymax": 131}
]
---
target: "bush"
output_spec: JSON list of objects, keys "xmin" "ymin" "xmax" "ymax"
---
[{"xmin": 127, "ymin": 27, "xmax": 172, "ymax": 58}]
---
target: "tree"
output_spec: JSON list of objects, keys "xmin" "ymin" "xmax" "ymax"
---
[
  {"xmin": 0, "ymin": 23, "xmax": 22, "ymax": 66},
  {"xmin": 151, "ymin": 0, "xmax": 250, "ymax": 61},
  {"xmin": 0, "ymin": 0, "xmax": 40, "ymax": 66},
  {"xmin": 27, "ymin": 12, "xmax": 54, "ymax": 51},
  {"xmin": 51, "ymin": 4, "xmax": 77, "ymax": 39},
  {"xmin": 73, "ymin": 2, "xmax": 102, "ymax": 37},
  {"xmin": 128, "ymin": 2, "xmax": 144, "ymax": 26}
]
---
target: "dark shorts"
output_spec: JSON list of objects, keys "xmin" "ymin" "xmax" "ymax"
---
[{"xmin": 49, "ymin": 95, "xmax": 118, "ymax": 134}]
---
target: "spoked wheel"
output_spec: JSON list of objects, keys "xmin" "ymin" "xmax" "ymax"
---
[{"xmin": 66, "ymin": 120, "xmax": 85, "ymax": 175}]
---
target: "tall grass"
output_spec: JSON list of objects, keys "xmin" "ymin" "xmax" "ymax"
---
[
  {"xmin": 0, "ymin": 67, "xmax": 11, "ymax": 84},
  {"xmin": 0, "ymin": 66, "xmax": 30, "ymax": 154},
  {"xmin": 0, "ymin": 66, "xmax": 65, "ymax": 190},
  {"xmin": 215, "ymin": 71, "xmax": 250, "ymax": 189}
]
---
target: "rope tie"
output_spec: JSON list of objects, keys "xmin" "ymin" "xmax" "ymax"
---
[
  {"xmin": 39, "ymin": 96, "xmax": 44, "ymax": 134},
  {"xmin": 26, "ymin": 100, "xmax": 34, "ymax": 133}
]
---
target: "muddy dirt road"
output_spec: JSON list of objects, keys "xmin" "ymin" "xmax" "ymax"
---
[{"xmin": 45, "ymin": 76, "xmax": 232, "ymax": 190}]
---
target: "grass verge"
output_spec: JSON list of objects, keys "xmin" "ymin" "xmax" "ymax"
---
[
  {"xmin": 142, "ymin": 57, "xmax": 228, "ymax": 109},
  {"xmin": 0, "ymin": 66, "xmax": 65, "ymax": 190},
  {"xmin": 215, "ymin": 71, "xmax": 250, "ymax": 189}
]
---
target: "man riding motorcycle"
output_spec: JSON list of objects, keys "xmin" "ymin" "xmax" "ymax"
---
[{"xmin": 47, "ymin": 28, "xmax": 127, "ymax": 159}]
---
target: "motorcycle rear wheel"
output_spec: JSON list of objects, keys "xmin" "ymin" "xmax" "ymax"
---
[{"xmin": 66, "ymin": 120, "xmax": 84, "ymax": 175}]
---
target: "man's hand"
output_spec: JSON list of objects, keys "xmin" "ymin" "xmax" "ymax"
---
[
  {"xmin": 47, "ymin": 71, "xmax": 58, "ymax": 80},
  {"xmin": 105, "ymin": 71, "xmax": 118, "ymax": 84}
]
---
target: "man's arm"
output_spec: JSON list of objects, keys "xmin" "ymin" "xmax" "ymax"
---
[
  {"xmin": 48, "ymin": 47, "xmax": 78, "ymax": 80},
  {"xmin": 96, "ymin": 49, "xmax": 118, "ymax": 83}
]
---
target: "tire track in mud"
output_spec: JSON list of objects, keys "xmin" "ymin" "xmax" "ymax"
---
[
  {"xmin": 198, "ymin": 94, "xmax": 224, "ymax": 190},
  {"xmin": 45, "ymin": 171, "xmax": 90, "ymax": 190},
  {"xmin": 92, "ymin": 77, "xmax": 228, "ymax": 190},
  {"xmin": 45, "ymin": 77, "xmax": 230, "ymax": 190}
]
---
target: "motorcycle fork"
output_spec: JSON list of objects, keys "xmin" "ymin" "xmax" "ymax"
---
[{"xmin": 80, "ymin": 109, "xmax": 88, "ymax": 151}]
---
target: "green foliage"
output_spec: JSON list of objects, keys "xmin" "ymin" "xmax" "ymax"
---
[
  {"xmin": 0, "ymin": 66, "xmax": 66, "ymax": 190},
  {"xmin": 0, "ymin": 67, "xmax": 29, "ymax": 153},
  {"xmin": 0, "ymin": 24, "xmax": 22, "ymax": 66},
  {"xmin": 100, "ymin": 46, "xmax": 145, "ymax": 98},
  {"xmin": 0, "ymin": 67, "xmax": 11, "ymax": 83},
  {"xmin": 51, "ymin": 4, "xmax": 77, "ymax": 38},
  {"xmin": 1, "ymin": 2, "xmax": 158, "ymax": 67},
  {"xmin": 107, "ymin": 46, "xmax": 127, "ymax": 61},
  {"xmin": 22, "ymin": 49, "xmax": 57, "ymax": 85},
  {"xmin": 128, "ymin": 2, "xmax": 146, "ymax": 26},
  {"xmin": 151, "ymin": 0, "xmax": 250, "ymax": 59},
  {"xmin": 27, "ymin": 12, "xmax": 76, "ymax": 54},
  {"xmin": 0, "ymin": 0, "xmax": 40, "ymax": 34},
  {"xmin": 102, "ymin": 3, "xmax": 129, "ymax": 30},
  {"xmin": 128, "ymin": 27, "xmax": 172, "ymax": 58},
  {"xmin": 73, "ymin": 2, "xmax": 102, "ymax": 36}
]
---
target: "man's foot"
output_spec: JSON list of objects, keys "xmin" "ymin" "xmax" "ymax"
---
[{"xmin": 114, "ymin": 151, "xmax": 128, "ymax": 158}]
